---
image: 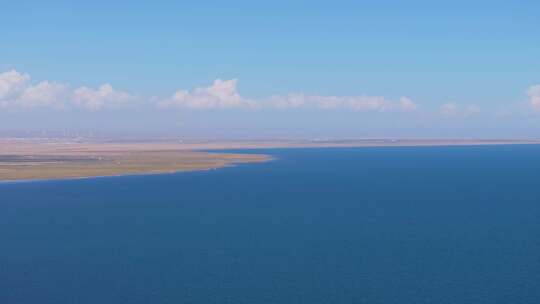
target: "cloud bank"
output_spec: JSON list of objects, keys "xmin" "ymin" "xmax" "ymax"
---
[
  {"xmin": 3, "ymin": 70, "xmax": 418, "ymax": 113},
  {"xmin": 160, "ymin": 78, "xmax": 418, "ymax": 112},
  {"xmin": 2, "ymin": 69, "xmax": 537, "ymax": 118}
]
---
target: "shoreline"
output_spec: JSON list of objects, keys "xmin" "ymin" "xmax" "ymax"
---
[
  {"xmin": 1, "ymin": 139, "xmax": 539, "ymax": 182},
  {"xmin": 195, "ymin": 140, "xmax": 540, "ymax": 151},
  {"xmin": 0, "ymin": 159, "xmax": 273, "ymax": 184},
  {"xmin": 0, "ymin": 148, "xmax": 272, "ymax": 182}
]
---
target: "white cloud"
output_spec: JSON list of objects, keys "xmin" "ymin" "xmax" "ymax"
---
[
  {"xmin": 441, "ymin": 103, "xmax": 481, "ymax": 117},
  {"xmin": 348, "ymin": 96, "xmax": 390, "ymax": 111},
  {"xmin": 19, "ymin": 81, "xmax": 68, "ymax": 108},
  {"xmin": 441, "ymin": 103, "xmax": 458, "ymax": 115},
  {"xmin": 0, "ymin": 70, "xmax": 67, "ymax": 108},
  {"xmin": 74, "ymin": 84, "xmax": 133, "ymax": 111},
  {"xmin": 528, "ymin": 85, "xmax": 540, "ymax": 110},
  {"xmin": 464, "ymin": 104, "xmax": 481, "ymax": 116},
  {"xmin": 267, "ymin": 93, "xmax": 415, "ymax": 112},
  {"xmin": 312, "ymin": 95, "xmax": 341, "ymax": 110},
  {"xmin": 399, "ymin": 97, "xmax": 418, "ymax": 112},
  {"xmin": 268, "ymin": 93, "xmax": 306, "ymax": 109},
  {"xmin": 160, "ymin": 79, "xmax": 254, "ymax": 109},
  {"xmin": 0, "ymin": 69, "xmax": 134, "ymax": 111},
  {"xmin": 313, "ymin": 95, "xmax": 390, "ymax": 111},
  {"xmin": 0, "ymin": 70, "xmax": 31, "ymax": 106}
]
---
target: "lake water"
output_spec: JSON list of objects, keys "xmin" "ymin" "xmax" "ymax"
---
[{"xmin": 1, "ymin": 146, "xmax": 539, "ymax": 303}]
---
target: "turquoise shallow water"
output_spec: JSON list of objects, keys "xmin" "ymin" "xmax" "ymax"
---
[{"xmin": 1, "ymin": 146, "xmax": 539, "ymax": 303}]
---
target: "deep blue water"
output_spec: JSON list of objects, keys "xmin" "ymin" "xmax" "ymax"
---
[{"xmin": 1, "ymin": 146, "xmax": 540, "ymax": 303}]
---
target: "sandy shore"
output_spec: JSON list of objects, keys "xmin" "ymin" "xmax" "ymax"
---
[{"xmin": 1, "ymin": 138, "xmax": 539, "ymax": 181}]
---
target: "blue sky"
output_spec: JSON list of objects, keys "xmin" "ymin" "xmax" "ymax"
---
[{"xmin": 1, "ymin": 0, "xmax": 539, "ymax": 138}]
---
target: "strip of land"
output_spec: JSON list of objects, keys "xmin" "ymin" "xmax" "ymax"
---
[
  {"xmin": 0, "ymin": 140, "xmax": 271, "ymax": 181},
  {"xmin": 1, "ymin": 138, "xmax": 539, "ymax": 181}
]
